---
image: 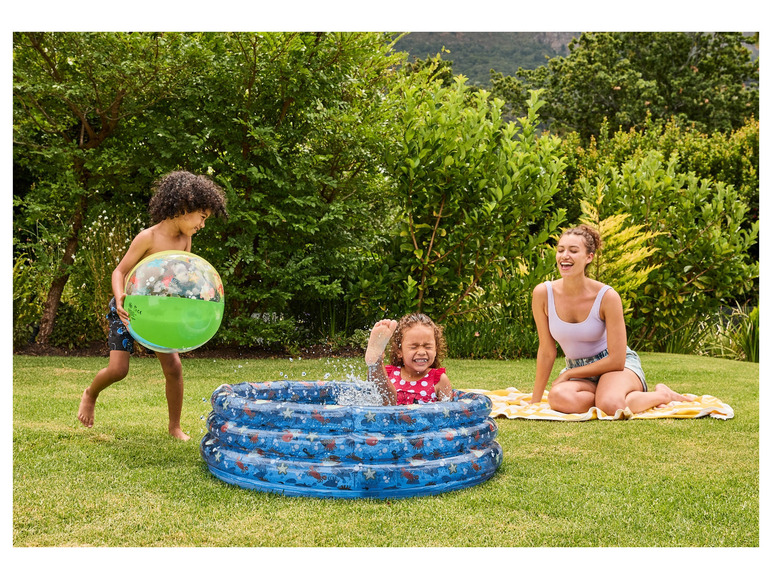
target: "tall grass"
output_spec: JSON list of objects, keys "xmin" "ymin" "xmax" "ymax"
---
[
  {"xmin": 702, "ymin": 305, "xmax": 759, "ymax": 363},
  {"xmin": 446, "ymin": 304, "xmax": 759, "ymax": 363},
  {"xmin": 657, "ymin": 317, "xmax": 714, "ymax": 356},
  {"xmin": 445, "ymin": 317, "xmax": 539, "ymax": 359}
]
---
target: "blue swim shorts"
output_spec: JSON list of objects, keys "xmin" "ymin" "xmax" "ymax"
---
[{"xmin": 562, "ymin": 347, "xmax": 648, "ymax": 391}]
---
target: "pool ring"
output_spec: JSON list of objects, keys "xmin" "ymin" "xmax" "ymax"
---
[
  {"xmin": 208, "ymin": 381, "xmax": 494, "ymax": 432},
  {"xmin": 206, "ymin": 412, "xmax": 498, "ymax": 461},
  {"xmin": 200, "ymin": 381, "xmax": 503, "ymax": 499}
]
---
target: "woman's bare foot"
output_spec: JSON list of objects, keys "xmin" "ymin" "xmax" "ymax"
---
[
  {"xmin": 654, "ymin": 383, "xmax": 696, "ymax": 407},
  {"xmin": 77, "ymin": 388, "xmax": 97, "ymax": 428},
  {"xmin": 365, "ymin": 319, "xmax": 397, "ymax": 365},
  {"xmin": 169, "ymin": 426, "xmax": 191, "ymax": 441}
]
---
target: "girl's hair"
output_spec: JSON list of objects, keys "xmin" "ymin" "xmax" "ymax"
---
[
  {"xmin": 148, "ymin": 170, "xmax": 228, "ymax": 223},
  {"xmin": 560, "ymin": 224, "xmax": 602, "ymax": 256},
  {"xmin": 388, "ymin": 312, "xmax": 448, "ymax": 367}
]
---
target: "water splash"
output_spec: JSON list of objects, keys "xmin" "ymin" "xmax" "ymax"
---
[{"xmin": 332, "ymin": 378, "xmax": 384, "ymax": 406}]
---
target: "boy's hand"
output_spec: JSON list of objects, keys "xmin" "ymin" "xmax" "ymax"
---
[{"xmin": 115, "ymin": 294, "xmax": 130, "ymax": 326}]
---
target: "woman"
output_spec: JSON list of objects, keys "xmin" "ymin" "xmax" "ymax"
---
[{"xmin": 529, "ymin": 224, "xmax": 693, "ymax": 415}]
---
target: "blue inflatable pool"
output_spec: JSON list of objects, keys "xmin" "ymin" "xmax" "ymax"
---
[{"xmin": 200, "ymin": 380, "xmax": 503, "ymax": 499}]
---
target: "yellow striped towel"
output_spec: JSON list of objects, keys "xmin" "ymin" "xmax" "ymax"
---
[{"xmin": 462, "ymin": 387, "xmax": 734, "ymax": 421}]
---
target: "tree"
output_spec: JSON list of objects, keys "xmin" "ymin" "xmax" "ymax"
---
[
  {"xmin": 164, "ymin": 32, "xmax": 407, "ymax": 346},
  {"xmin": 492, "ymin": 32, "xmax": 758, "ymax": 141},
  {"xmin": 13, "ymin": 32, "xmax": 408, "ymax": 349},
  {"xmin": 361, "ymin": 80, "xmax": 566, "ymax": 323},
  {"xmin": 621, "ymin": 32, "xmax": 758, "ymax": 133},
  {"xmin": 13, "ymin": 32, "xmax": 205, "ymax": 344}
]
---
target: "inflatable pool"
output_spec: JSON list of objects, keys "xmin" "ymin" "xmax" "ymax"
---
[{"xmin": 200, "ymin": 380, "xmax": 503, "ymax": 499}]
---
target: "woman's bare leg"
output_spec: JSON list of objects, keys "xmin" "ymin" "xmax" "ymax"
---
[
  {"xmin": 547, "ymin": 379, "xmax": 597, "ymax": 413},
  {"xmin": 595, "ymin": 369, "xmax": 695, "ymax": 415},
  {"xmin": 626, "ymin": 383, "xmax": 696, "ymax": 413}
]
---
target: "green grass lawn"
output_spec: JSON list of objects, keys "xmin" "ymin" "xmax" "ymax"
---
[{"xmin": 12, "ymin": 352, "xmax": 758, "ymax": 548}]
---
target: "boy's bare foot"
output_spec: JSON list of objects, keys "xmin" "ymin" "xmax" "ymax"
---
[
  {"xmin": 78, "ymin": 388, "xmax": 97, "ymax": 428},
  {"xmin": 169, "ymin": 426, "xmax": 191, "ymax": 441},
  {"xmin": 365, "ymin": 319, "xmax": 397, "ymax": 365},
  {"xmin": 654, "ymin": 383, "xmax": 697, "ymax": 407}
]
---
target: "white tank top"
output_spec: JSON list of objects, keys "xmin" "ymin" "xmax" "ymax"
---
[{"xmin": 545, "ymin": 280, "xmax": 610, "ymax": 359}]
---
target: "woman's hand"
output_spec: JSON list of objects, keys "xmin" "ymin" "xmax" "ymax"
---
[
  {"xmin": 551, "ymin": 370, "xmax": 571, "ymax": 388},
  {"xmin": 521, "ymin": 394, "xmax": 543, "ymax": 405}
]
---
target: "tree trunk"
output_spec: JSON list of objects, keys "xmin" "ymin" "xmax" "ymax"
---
[{"xmin": 35, "ymin": 196, "xmax": 87, "ymax": 345}]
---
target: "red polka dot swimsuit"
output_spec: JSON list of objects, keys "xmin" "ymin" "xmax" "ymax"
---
[{"xmin": 384, "ymin": 365, "xmax": 446, "ymax": 405}]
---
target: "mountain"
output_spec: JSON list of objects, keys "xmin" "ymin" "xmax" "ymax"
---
[
  {"xmin": 394, "ymin": 32, "xmax": 758, "ymax": 86},
  {"xmin": 393, "ymin": 32, "xmax": 579, "ymax": 86}
]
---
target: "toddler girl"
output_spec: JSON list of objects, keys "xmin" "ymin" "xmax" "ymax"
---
[{"xmin": 365, "ymin": 313, "xmax": 453, "ymax": 405}]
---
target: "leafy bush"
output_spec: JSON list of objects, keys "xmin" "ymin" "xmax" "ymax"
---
[
  {"xmin": 48, "ymin": 301, "xmax": 103, "ymax": 349},
  {"xmin": 215, "ymin": 311, "xmax": 301, "ymax": 351},
  {"xmin": 13, "ymin": 255, "xmax": 44, "ymax": 348},
  {"xmin": 578, "ymin": 188, "xmax": 660, "ymax": 316},
  {"xmin": 573, "ymin": 149, "xmax": 758, "ymax": 351},
  {"xmin": 361, "ymin": 83, "xmax": 566, "ymax": 324}
]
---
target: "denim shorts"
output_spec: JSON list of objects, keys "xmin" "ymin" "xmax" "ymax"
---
[{"xmin": 562, "ymin": 347, "xmax": 647, "ymax": 391}]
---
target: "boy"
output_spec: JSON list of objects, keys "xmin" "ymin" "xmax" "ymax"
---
[{"xmin": 78, "ymin": 170, "xmax": 228, "ymax": 440}]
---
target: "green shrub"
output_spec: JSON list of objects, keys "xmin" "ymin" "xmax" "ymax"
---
[
  {"xmin": 48, "ymin": 301, "xmax": 103, "ymax": 349},
  {"xmin": 215, "ymin": 312, "xmax": 301, "ymax": 351},
  {"xmin": 572, "ymin": 115, "xmax": 759, "ymax": 256},
  {"xmin": 573, "ymin": 149, "xmax": 758, "ymax": 351},
  {"xmin": 362, "ymin": 82, "xmax": 566, "ymax": 324},
  {"xmin": 445, "ymin": 316, "xmax": 539, "ymax": 360},
  {"xmin": 12, "ymin": 255, "xmax": 44, "ymax": 348}
]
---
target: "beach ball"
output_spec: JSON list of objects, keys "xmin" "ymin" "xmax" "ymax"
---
[{"xmin": 124, "ymin": 250, "xmax": 225, "ymax": 353}]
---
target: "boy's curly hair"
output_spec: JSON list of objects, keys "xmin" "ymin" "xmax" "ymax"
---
[
  {"xmin": 148, "ymin": 170, "xmax": 228, "ymax": 223},
  {"xmin": 388, "ymin": 312, "xmax": 448, "ymax": 368}
]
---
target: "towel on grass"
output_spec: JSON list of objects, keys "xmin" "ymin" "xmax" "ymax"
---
[{"xmin": 463, "ymin": 387, "xmax": 734, "ymax": 421}]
